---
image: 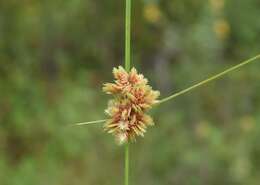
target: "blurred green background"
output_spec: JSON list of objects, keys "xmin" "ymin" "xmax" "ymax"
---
[{"xmin": 1, "ymin": 0, "xmax": 260, "ymax": 185}]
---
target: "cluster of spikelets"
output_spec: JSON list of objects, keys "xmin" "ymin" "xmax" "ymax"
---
[{"xmin": 103, "ymin": 66, "xmax": 160, "ymax": 145}]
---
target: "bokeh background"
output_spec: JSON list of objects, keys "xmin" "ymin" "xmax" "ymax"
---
[{"xmin": 1, "ymin": 0, "xmax": 260, "ymax": 185}]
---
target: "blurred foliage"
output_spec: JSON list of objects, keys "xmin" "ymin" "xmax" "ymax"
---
[{"xmin": 0, "ymin": 0, "xmax": 260, "ymax": 185}]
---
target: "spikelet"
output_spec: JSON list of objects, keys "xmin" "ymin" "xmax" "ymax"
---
[{"xmin": 103, "ymin": 66, "xmax": 160, "ymax": 144}]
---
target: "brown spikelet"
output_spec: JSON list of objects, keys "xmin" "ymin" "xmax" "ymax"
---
[{"xmin": 103, "ymin": 66, "xmax": 160, "ymax": 144}]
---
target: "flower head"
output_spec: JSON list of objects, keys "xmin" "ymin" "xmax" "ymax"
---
[{"xmin": 103, "ymin": 66, "xmax": 160, "ymax": 144}]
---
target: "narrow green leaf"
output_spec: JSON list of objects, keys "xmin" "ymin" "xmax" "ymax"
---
[
  {"xmin": 73, "ymin": 119, "xmax": 107, "ymax": 126},
  {"xmin": 158, "ymin": 54, "xmax": 260, "ymax": 105}
]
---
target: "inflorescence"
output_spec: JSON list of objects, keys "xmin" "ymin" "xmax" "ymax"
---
[{"xmin": 103, "ymin": 66, "xmax": 160, "ymax": 144}]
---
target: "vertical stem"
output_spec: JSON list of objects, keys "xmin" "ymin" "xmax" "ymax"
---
[
  {"xmin": 125, "ymin": 0, "xmax": 131, "ymax": 71},
  {"xmin": 125, "ymin": 143, "xmax": 129, "ymax": 185},
  {"xmin": 125, "ymin": 0, "xmax": 131, "ymax": 184}
]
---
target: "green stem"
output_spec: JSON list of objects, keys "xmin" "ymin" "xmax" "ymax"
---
[
  {"xmin": 125, "ymin": 0, "xmax": 131, "ymax": 71},
  {"xmin": 125, "ymin": 143, "xmax": 129, "ymax": 185},
  {"xmin": 124, "ymin": 1, "xmax": 131, "ymax": 185},
  {"xmin": 158, "ymin": 54, "xmax": 260, "ymax": 104}
]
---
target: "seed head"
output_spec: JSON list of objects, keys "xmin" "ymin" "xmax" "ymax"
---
[{"xmin": 103, "ymin": 66, "xmax": 160, "ymax": 144}]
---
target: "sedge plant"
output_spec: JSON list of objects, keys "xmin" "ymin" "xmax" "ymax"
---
[{"xmin": 75, "ymin": 0, "xmax": 260, "ymax": 184}]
